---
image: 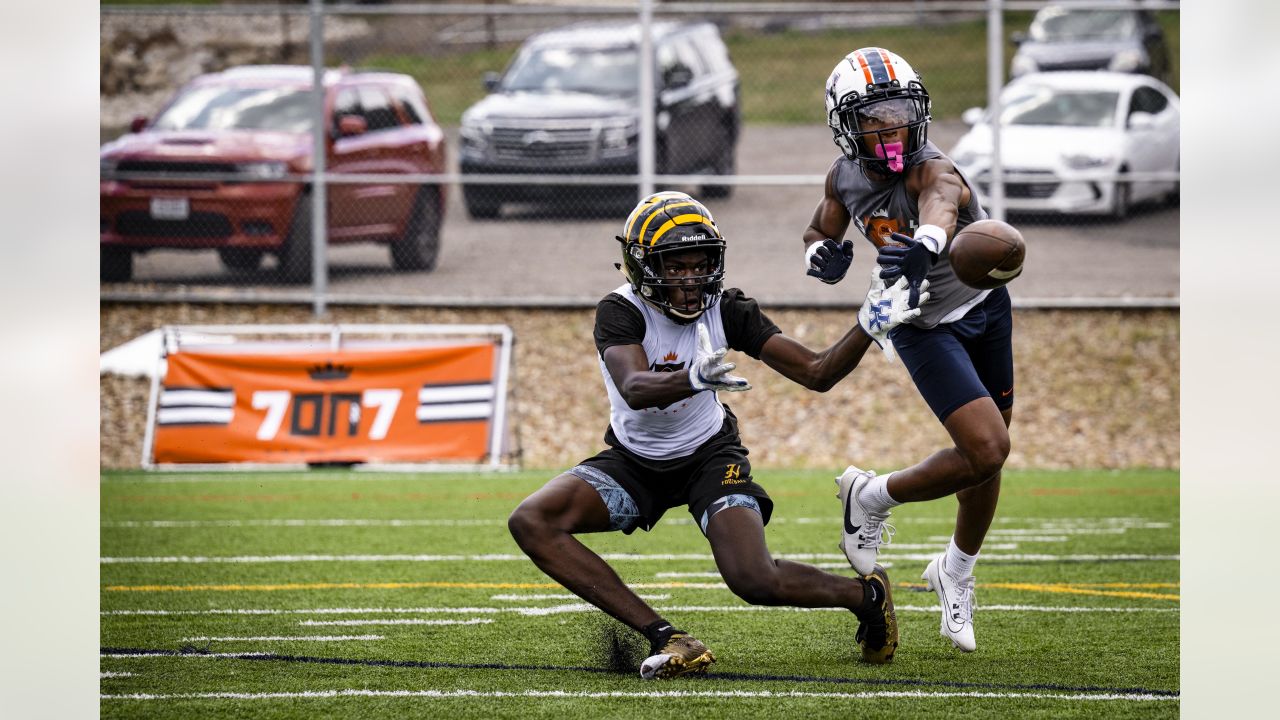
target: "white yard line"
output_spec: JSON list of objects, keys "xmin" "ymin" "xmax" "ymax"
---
[
  {"xmin": 490, "ymin": 593, "xmax": 670, "ymax": 601},
  {"xmin": 103, "ymin": 519, "xmax": 503, "ymax": 528},
  {"xmin": 102, "ymin": 517, "xmax": 1173, "ymax": 529},
  {"xmin": 100, "ymin": 671, "xmax": 134, "ymax": 678},
  {"xmin": 178, "ymin": 635, "xmax": 384, "ymax": 642},
  {"xmin": 297, "ymin": 618, "xmax": 492, "ymax": 627},
  {"xmin": 102, "ymin": 652, "xmax": 273, "ymax": 658},
  {"xmin": 100, "ymin": 688, "xmax": 1177, "ymax": 702},
  {"xmin": 103, "ymin": 604, "xmax": 1177, "ymax": 618},
  {"xmin": 100, "ymin": 552, "xmax": 1179, "ymax": 564}
]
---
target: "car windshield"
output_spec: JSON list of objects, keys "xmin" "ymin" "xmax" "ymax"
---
[
  {"xmin": 502, "ymin": 46, "xmax": 639, "ymax": 95},
  {"xmin": 1000, "ymin": 88, "xmax": 1119, "ymax": 128},
  {"xmin": 152, "ymin": 85, "xmax": 315, "ymax": 132},
  {"xmin": 1030, "ymin": 10, "xmax": 1137, "ymax": 41}
]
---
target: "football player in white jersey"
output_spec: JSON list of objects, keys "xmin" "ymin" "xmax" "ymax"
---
[
  {"xmin": 803, "ymin": 48, "xmax": 1018, "ymax": 654},
  {"xmin": 509, "ymin": 191, "xmax": 927, "ymax": 678}
]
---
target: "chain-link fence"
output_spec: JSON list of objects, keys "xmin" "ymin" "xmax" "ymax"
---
[{"xmin": 100, "ymin": 1, "xmax": 1180, "ymax": 311}]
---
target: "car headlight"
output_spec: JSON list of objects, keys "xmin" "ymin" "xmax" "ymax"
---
[
  {"xmin": 460, "ymin": 122, "xmax": 490, "ymax": 151},
  {"xmin": 1010, "ymin": 54, "xmax": 1038, "ymax": 78},
  {"xmin": 601, "ymin": 121, "xmax": 637, "ymax": 151},
  {"xmin": 1062, "ymin": 153, "xmax": 1113, "ymax": 170},
  {"xmin": 1109, "ymin": 48, "xmax": 1147, "ymax": 73},
  {"xmin": 237, "ymin": 161, "xmax": 288, "ymax": 180}
]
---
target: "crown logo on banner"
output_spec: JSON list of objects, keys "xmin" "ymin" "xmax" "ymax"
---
[{"xmin": 307, "ymin": 361, "xmax": 353, "ymax": 381}]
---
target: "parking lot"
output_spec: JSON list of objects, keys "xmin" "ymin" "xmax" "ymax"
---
[{"xmin": 107, "ymin": 121, "xmax": 1178, "ymax": 305}]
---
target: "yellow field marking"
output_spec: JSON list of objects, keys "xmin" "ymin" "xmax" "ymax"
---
[
  {"xmin": 102, "ymin": 581, "xmax": 718, "ymax": 593},
  {"xmin": 899, "ymin": 581, "xmax": 1179, "ymax": 602}
]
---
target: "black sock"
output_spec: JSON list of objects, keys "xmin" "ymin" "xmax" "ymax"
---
[
  {"xmin": 642, "ymin": 619, "xmax": 679, "ymax": 653},
  {"xmin": 853, "ymin": 577, "xmax": 882, "ymax": 619}
]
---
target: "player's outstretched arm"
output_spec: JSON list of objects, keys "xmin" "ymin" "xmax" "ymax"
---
[
  {"xmin": 803, "ymin": 161, "xmax": 855, "ymax": 284},
  {"xmin": 756, "ymin": 323, "xmax": 875, "ymax": 393}
]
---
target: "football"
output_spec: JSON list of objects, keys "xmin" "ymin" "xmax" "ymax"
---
[{"xmin": 947, "ymin": 219, "xmax": 1026, "ymax": 289}]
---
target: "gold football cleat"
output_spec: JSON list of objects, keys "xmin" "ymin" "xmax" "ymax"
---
[
  {"xmin": 639, "ymin": 633, "xmax": 716, "ymax": 680},
  {"xmin": 855, "ymin": 564, "xmax": 899, "ymax": 664}
]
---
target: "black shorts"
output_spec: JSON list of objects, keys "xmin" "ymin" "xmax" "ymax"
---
[{"xmin": 571, "ymin": 406, "xmax": 774, "ymax": 534}]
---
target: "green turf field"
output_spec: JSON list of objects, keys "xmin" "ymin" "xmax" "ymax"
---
[{"xmin": 100, "ymin": 468, "xmax": 1178, "ymax": 718}]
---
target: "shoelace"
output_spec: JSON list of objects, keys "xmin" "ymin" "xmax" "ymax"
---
[
  {"xmin": 858, "ymin": 511, "xmax": 896, "ymax": 549},
  {"xmin": 951, "ymin": 575, "xmax": 976, "ymax": 624}
]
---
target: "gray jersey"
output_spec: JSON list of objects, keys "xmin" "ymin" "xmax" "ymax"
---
[{"xmin": 833, "ymin": 142, "xmax": 989, "ymax": 328}]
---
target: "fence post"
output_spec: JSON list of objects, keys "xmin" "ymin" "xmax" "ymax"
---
[
  {"xmin": 637, "ymin": 0, "xmax": 655, "ymax": 200},
  {"xmin": 986, "ymin": 0, "xmax": 1005, "ymax": 222},
  {"xmin": 309, "ymin": 0, "xmax": 329, "ymax": 316}
]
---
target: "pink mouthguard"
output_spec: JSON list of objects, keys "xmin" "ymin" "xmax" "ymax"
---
[{"xmin": 874, "ymin": 142, "xmax": 905, "ymax": 173}]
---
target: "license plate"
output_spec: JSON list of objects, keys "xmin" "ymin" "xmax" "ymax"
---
[{"xmin": 150, "ymin": 197, "xmax": 189, "ymax": 221}]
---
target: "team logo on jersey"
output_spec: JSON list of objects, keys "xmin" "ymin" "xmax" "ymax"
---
[
  {"xmin": 858, "ymin": 209, "xmax": 916, "ymax": 248},
  {"xmin": 650, "ymin": 351, "xmax": 684, "ymax": 373}
]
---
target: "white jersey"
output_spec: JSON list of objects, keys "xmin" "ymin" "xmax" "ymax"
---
[{"xmin": 594, "ymin": 284, "xmax": 778, "ymax": 461}]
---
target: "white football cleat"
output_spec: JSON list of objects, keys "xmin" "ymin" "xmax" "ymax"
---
[
  {"xmin": 835, "ymin": 465, "xmax": 894, "ymax": 575},
  {"xmin": 923, "ymin": 554, "xmax": 977, "ymax": 652}
]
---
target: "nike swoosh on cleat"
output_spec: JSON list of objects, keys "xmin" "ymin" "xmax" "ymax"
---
[{"xmin": 844, "ymin": 493, "xmax": 861, "ymax": 536}]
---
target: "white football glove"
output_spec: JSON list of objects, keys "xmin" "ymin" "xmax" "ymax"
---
[
  {"xmin": 858, "ymin": 265, "xmax": 929, "ymax": 363},
  {"xmin": 689, "ymin": 324, "xmax": 751, "ymax": 392}
]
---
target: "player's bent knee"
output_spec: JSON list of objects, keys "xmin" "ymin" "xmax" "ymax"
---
[
  {"xmin": 723, "ymin": 570, "xmax": 782, "ymax": 606},
  {"xmin": 962, "ymin": 433, "xmax": 1010, "ymax": 483},
  {"xmin": 507, "ymin": 503, "xmax": 552, "ymax": 549}
]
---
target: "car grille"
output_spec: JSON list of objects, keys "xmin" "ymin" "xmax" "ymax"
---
[
  {"xmin": 116, "ymin": 160, "xmax": 240, "ymax": 174},
  {"xmin": 490, "ymin": 126, "xmax": 596, "ymax": 164},
  {"xmin": 115, "ymin": 210, "xmax": 234, "ymax": 238},
  {"xmin": 1039, "ymin": 58, "xmax": 1110, "ymax": 72},
  {"xmin": 980, "ymin": 169, "xmax": 1060, "ymax": 199}
]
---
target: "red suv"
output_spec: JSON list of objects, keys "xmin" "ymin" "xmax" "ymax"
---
[{"xmin": 100, "ymin": 65, "xmax": 446, "ymax": 282}]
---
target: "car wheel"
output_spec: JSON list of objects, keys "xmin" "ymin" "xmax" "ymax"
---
[
  {"xmin": 392, "ymin": 186, "xmax": 441, "ymax": 271},
  {"xmin": 1110, "ymin": 169, "xmax": 1131, "ymax": 221},
  {"xmin": 277, "ymin": 192, "xmax": 313, "ymax": 284},
  {"xmin": 464, "ymin": 185, "xmax": 500, "ymax": 219},
  {"xmin": 218, "ymin": 248, "xmax": 265, "ymax": 271},
  {"xmin": 700, "ymin": 146, "xmax": 736, "ymax": 199},
  {"xmin": 101, "ymin": 247, "xmax": 132, "ymax": 282}
]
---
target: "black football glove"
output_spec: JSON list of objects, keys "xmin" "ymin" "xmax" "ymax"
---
[
  {"xmin": 876, "ymin": 232, "xmax": 937, "ymax": 309},
  {"xmin": 805, "ymin": 238, "xmax": 854, "ymax": 285}
]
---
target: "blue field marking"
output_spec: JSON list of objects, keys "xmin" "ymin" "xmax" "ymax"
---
[{"xmin": 100, "ymin": 647, "xmax": 1178, "ymax": 698}]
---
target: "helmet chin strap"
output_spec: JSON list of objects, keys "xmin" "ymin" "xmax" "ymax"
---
[{"xmin": 874, "ymin": 141, "xmax": 906, "ymax": 173}]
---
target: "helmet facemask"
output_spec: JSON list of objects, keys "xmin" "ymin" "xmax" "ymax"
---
[
  {"xmin": 638, "ymin": 244, "xmax": 725, "ymax": 322},
  {"xmin": 830, "ymin": 86, "xmax": 931, "ymax": 176}
]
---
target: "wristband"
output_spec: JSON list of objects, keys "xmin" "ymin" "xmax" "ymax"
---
[
  {"xmin": 913, "ymin": 224, "xmax": 947, "ymax": 255},
  {"xmin": 804, "ymin": 240, "xmax": 826, "ymax": 270}
]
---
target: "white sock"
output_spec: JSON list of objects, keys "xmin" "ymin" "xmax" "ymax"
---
[
  {"xmin": 862, "ymin": 471, "xmax": 902, "ymax": 512},
  {"xmin": 944, "ymin": 538, "xmax": 978, "ymax": 580}
]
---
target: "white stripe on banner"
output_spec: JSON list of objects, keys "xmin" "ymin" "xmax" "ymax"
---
[
  {"xmin": 160, "ymin": 390, "xmax": 234, "ymax": 408},
  {"xmin": 415, "ymin": 402, "xmax": 492, "ymax": 422},
  {"xmin": 99, "ymin": 688, "xmax": 1179, "ymax": 702},
  {"xmin": 418, "ymin": 384, "xmax": 494, "ymax": 404},
  {"xmin": 156, "ymin": 407, "xmax": 234, "ymax": 425}
]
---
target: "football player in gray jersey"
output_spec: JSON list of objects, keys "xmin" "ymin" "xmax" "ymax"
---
[
  {"xmin": 509, "ymin": 191, "xmax": 926, "ymax": 678},
  {"xmin": 803, "ymin": 48, "xmax": 1018, "ymax": 653}
]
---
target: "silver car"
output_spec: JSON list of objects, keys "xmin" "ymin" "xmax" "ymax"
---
[{"xmin": 950, "ymin": 72, "xmax": 1179, "ymax": 219}]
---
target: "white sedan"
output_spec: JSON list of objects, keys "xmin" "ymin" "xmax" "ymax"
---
[{"xmin": 949, "ymin": 72, "xmax": 1179, "ymax": 219}]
